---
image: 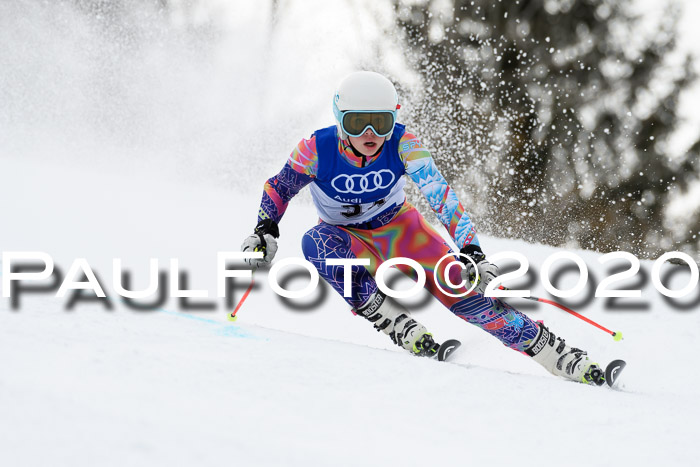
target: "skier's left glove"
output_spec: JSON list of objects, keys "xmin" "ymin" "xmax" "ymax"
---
[
  {"xmin": 459, "ymin": 244, "xmax": 499, "ymax": 295},
  {"xmin": 241, "ymin": 219, "xmax": 279, "ymax": 268}
]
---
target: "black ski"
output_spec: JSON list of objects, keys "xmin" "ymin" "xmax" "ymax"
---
[
  {"xmin": 604, "ymin": 359, "xmax": 626, "ymax": 388},
  {"xmin": 436, "ymin": 339, "xmax": 461, "ymax": 362}
]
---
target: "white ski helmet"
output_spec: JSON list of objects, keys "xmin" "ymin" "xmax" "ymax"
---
[{"xmin": 332, "ymin": 71, "xmax": 400, "ymax": 141}]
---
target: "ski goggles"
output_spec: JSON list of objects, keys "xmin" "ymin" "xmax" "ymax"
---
[{"xmin": 336, "ymin": 110, "xmax": 397, "ymax": 138}]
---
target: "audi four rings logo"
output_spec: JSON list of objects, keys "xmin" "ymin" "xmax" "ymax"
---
[{"xmin": 331, "ymin": 170, "xmax": 396, "ymax": 194}]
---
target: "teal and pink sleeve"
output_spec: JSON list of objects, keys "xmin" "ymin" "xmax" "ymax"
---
[{"xmin": 398, "ymin": 132, "xmax": 480, "ymax": 249}]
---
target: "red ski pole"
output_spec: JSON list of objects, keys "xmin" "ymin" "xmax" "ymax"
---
[
  {"xmin": 499, "ymin": 286, "xmax": 623, "ymax": 341},
  {"xmin": 228, "ymin": 273, "xmax": 255, "ymax": 322},
  {"xmin": 229, "ymin": 244, "xmax": 268, "ymax": 322}
]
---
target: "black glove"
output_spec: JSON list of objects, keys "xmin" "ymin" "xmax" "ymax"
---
[{"xmin": 254, "ymin": 219, "xmax": 280, "ymax": 238}]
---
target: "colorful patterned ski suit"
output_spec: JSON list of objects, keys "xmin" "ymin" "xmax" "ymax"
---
[{"xmin": 257, "ymin": 124, "xmax": 538, "ymax": 351}]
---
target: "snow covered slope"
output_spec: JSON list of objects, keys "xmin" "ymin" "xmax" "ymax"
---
[{"xmin": 1, "ymin": 158, "xmax": 699, "ymax": 467}]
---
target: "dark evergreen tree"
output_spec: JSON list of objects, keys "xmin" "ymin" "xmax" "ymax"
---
[{"xmin": 393, "ymin": 0, "xmax": 699, "ymax": 257}]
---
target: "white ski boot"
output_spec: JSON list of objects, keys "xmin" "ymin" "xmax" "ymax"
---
[
  {"xmin": 525, "ymin": 323, "xmax": 605, "ymax": 385},
  {"xmin": 355, "ymin": 291, "xmax": 437, "ymax": 356}
]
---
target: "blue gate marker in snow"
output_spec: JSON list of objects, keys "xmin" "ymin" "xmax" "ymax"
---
[{"xmin": 157, "ymin": 308, "xmax": 264, "ymax": 340}]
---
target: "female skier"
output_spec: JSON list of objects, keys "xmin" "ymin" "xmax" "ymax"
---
[{"xmin": 242, "ymin": 71, "xmax": 604, "ymax": 385}]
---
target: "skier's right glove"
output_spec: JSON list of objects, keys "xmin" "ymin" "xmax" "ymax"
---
[
  {"xmin": 459, "ymin": 244, "xmax": 499, "ymax": 295},
  {"xmin": 241, "ymin": 219, "xmax": 279, "ymax": 268}
]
